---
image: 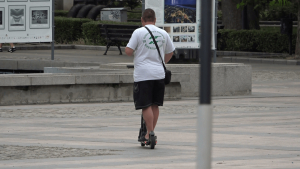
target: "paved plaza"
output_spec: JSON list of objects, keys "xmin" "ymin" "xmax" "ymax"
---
[{"xmin": 0, "ymin": 48, "xmax": 300, "ymax": 168}]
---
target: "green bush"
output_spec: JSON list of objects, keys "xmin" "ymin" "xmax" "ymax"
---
[
  {"xmin": 127, "ymin": 11, "xmax": 142, "ymax": 20},
  {"xmin": 82, "ymin": 21, "xmax": 105, "ymax": 45},
  {"xmin": 54, "ymin": 17, "xmax": 296, "ymax": 54},
  {"xmin": 55, "ymin": 10, "xmax": 68, "ymax": 17},
  {"xmin": 217, "ymin": 29, "xmax": 296, "ymax": 53},
  {"xmin": 55, "ymin": 17, "xmax": 92, "ymax": 44},
  {"xmin": 217, "ymin": 10, "xmax": 222, "ymax": 21},
  {"xmin": 82, "ymin": 20, "xmax": 141, "ymax": 46}
]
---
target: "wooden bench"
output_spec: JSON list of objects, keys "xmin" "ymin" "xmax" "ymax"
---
[{"xmin": 99, "ymin": 24, "xmax": 142, "ymax": 55}]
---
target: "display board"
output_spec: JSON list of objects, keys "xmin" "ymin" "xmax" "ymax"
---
[
  {"xmin": 0, "ymin": 0, "xmax": 52, "ymax": 43},
  {"xmin": 145, "ymin": 0, "xmax": 215, "ymax": 49}
]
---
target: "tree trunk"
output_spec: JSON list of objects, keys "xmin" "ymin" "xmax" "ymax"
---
[
  {"xmin": 247, "ymin": 4, "xmax": 260, "ymax": 30},
  {"xmin": 222, "ymin": 0, "xmax": 260, "ymax": 30},
  {"xmin": 222, "ymin": 0, "xmax": 243, "ymax": 29},
  {"xmin": 295, "ymin": 0, "xmax": 300, "ymax": 56}
]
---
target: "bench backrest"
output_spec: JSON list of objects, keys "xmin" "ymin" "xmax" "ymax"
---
[{"xmin": 99, "ymin": 24, "xmax": 142, "ymax": 41}]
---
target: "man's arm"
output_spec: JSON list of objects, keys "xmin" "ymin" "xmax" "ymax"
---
[
  {"xmin": 125, "ymin": 47, "xmax": 134, "ymax": 56},
  {"xmin": 164, "ymin": 32, "xmax": 175, "ymax": 63},
  {"xmin": 164, "ymin": 52, "xmax": 173, "ymax": 63}
]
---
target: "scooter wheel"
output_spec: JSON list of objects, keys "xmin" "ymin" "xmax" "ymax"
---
[
  {"xmin": 150, "ymin": 132, "xmax": 156, "ymax": 149},
  {"xmin": 141, "ymin": 142, "xmax": 145, "ymax": 147}
]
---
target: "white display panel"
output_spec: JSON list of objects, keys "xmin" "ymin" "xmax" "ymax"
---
[
  {"xmin": 0, "ymin": 1, "xmax": 52, "ymax": 43},
  {"xmin": 0, "ymin": 7, "xmax": 4, "ymax": 30},
  {"xmin": 145, "ymin": 0, "xmax": 215, "ymax": 49}
]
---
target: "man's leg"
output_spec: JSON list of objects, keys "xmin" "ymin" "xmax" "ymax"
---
[
  {"xmin": 152, "ymin": 105, "xmax": 159, "ymax": 130},
  {"xmin": 8, "ymin": 43, "xmax": 15, "ymax": 53},
  {"xmin": 142, "ymin": 106, "xmax": 154, "ymax": 139}
]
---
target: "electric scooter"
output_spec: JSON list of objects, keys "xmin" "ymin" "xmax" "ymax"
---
[{"xmin": 138, "ymin": 114, "xmax": 157, "ymax": 149}]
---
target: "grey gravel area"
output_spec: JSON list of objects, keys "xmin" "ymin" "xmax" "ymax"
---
[
  {"xmin": 0, "ymin": 145, "xmax": 117, "ymax": 161},
  {"xmin": 0, "ymin": 50, "xmax": 300, "ymax": 168},
  {"xmin": 0, "ymin": 103, "xmax": 285, "ymax": 162}
]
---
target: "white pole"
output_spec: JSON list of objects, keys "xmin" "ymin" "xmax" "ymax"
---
[{"xmin": 197, "ymin": 105, "xmax": 213, "ymax": 169}]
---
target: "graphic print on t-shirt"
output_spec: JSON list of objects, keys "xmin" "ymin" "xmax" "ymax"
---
[{"xmin": 143, "ymin": 31, "xmax": 165, "ymax": 50}]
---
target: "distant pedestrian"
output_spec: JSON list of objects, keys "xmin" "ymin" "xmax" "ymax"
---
[{"xmin": 0, "ymin": 43, "xmax": 16, "ymax": 53}]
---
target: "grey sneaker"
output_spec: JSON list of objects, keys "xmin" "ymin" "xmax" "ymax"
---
[{"xmin": 8, "ymin": 47, "xmax": 16, "ymax": 53}]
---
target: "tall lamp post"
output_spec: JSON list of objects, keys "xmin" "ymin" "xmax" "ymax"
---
[{"xmin": 197, "ymin": 0, "xmax": 213, "ymax": 168}]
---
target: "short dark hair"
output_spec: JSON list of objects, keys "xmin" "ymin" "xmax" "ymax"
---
[{"xmin": 142, "ymin": 8, "xmax": 156, "ymax": 22}]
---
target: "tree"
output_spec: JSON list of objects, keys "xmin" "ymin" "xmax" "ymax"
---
[
  {"xmin": 222, "ymin": 0, "xmax": 271, "ymax": 30},
  {"xmin": 222, "ymin": 0, "xmax": 243, "ymax": 30},
  {"xmin": 222, "ymin": 0, "xmax": 294, "ymax": 30},
  {"xmin": 223, "ymin": 0, "xmax": 300, "ymax": 57},
  {"xmin": 125, "ymin": 0, "xmax": 141, "ymax": 10},
  {"xmin": 106, "ymin": 0, "xmax": 141, "ymax": 9},
  {"xmin": 266, "ymin": 0, "xmax": 300, "ymax": 57}
]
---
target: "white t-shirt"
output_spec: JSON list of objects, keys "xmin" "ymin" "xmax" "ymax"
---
[{"xmin": 127, "ymin": 24, "xmax": 175, "ymax": 82}]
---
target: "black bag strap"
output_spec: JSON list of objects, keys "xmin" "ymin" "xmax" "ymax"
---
[{"xmin": 144, "ymin": 26, "xmax": 167, "ymax": 72}]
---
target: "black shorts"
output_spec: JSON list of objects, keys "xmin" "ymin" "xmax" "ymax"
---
[{"xmin": 133, "ymin": 79, "xmax": 165, "ymax": 110}]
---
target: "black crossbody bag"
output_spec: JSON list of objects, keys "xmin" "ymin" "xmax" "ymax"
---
[{"xmin": 145, "ymin": 26, "xmax": 172, "ymax": 85}]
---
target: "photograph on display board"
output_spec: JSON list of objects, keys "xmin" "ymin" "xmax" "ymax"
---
[
  {"xmin": 30, "ymin": 6, "xmax": 50, "ymax": 29},
  {"xmin": 164, "ymin": 27, "xmax": 171, "ymax": 33},
  {"xmin": 173, "ymin": 26, "xmax": 180, "ymax": 33},
  {"xmin": 9, "ymin": 5, "xmax": 26, "ymax": 31},
  {"xmin": 181, "ymin": 26, "xmax": 187, "ymax": 32},
  {"xmin": 8, "ymin": 0, "xmax": 28, "ymax": 2},
  {"xmin": 0, "ymin": 8, "xmax": 4, "ymax": 30},
  {"xmin": 187, "ymin": 35, "xmax": 195, "ymax": 42},
  {"xmin": 188, "ymin": 26, "xmax": 195, "ymax": 32},
  {"xmin": 173, "ymin": 36, "xmax": 179, "ymax": 42},
  {"xmin": 180, "ymin": 35, "xmax": 187, "ymax": 42},
  {"xmin": 164, "ymin": 0, "xmax": 196, "ymax": 24}
]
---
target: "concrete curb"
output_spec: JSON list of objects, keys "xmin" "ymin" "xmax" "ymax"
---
[
  {"xmin": 217, "ymin": 51, "xmax": 287, "ymax": 56},
  {"xmin": 2, "ymin": 44, "xmax": 289, "ymax": 56},
  {"xmin": 223, "ymin": 57, "xmax": 300, "ymax": 66},
  {"xmin": 1, "ymin": 44, "xmax": 125, "ymax": 52}
]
